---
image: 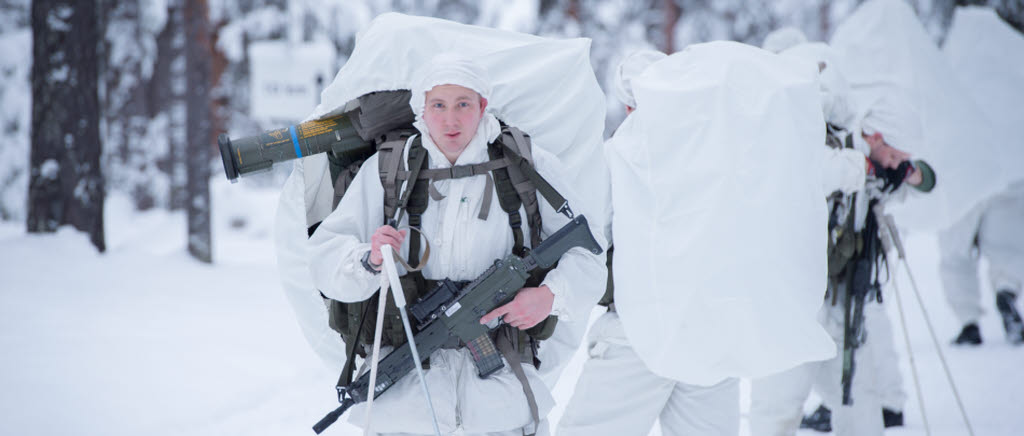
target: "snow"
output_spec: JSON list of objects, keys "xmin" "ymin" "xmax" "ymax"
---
[
  {"xmin": 2, "ymin": 2, "xmax": 1023, "ymax": 435},
  {"xmin": 2, "ymin": 181, "xmax": 1022, "ymax": 435}
]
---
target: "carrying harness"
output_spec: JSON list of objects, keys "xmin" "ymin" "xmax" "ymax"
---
[{"xmin": 322, "ymin": 122, "xmax": 570, "ymax": 433}]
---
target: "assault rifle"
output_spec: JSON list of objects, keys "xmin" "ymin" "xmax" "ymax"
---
[
  {"xmin": 217, "ymin": 91, "xmax": 414, "ymax": 182},
  {"xmin": 840, "ymin": 197, "xmax": 883, "ymax": 405},
  {"xmin": 312, "ymin": 215, "xmax": 603, "ymax": 433}
]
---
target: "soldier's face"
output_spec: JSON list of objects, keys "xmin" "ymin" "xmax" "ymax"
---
[
  {"xmin": 865, "ymin": 132, "xmax": 911, "ymax": 169},
  {"xmin": 423, "ymin": 84, "xmax": 487, "ymax": 162}
]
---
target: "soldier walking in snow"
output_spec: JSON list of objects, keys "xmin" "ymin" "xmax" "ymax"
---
[
  {"xmin": 307, "ymin": 53, "xmax": 606, "ymax": 435},
  {"xmin": 942, "ymin": 180, "xmax": 1024, "ymax": 346},
  {"xmin": 556, "ymin": 49, "xmax": 742, "ymax": 436},
  {"xmin": 749, "ymin": 77, "xmax": 936, "ymax": 436}
]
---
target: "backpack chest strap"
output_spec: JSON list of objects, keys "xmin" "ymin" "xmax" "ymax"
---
[{"xmin": 394, "ymin": 159, "xmax": 509, "ymax": 182}]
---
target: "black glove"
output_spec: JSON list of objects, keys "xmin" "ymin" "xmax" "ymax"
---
[{"xmin": 870, "ymin": 160, "xmax": 915, "ymax": 193}]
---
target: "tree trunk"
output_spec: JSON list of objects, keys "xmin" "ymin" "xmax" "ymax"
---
[
  {"xmin": 663, "ymin": 0, "xmax": 681, "ymax": 53},
  {"xmin": 153, "ymin": 0, "xmax": 188, "ymax": 211},
  {"xmin": 28, "ymin": 0, "xmax": 106, "ymax": 252},
  {"xmin": 184, "ymin": 0, "xmax": 212, "ymax": 263}
]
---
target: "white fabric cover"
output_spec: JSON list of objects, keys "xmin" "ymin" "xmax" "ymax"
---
[
  {"xmin": 750, "ymin": 302, "xmax": 886, "ymax": 436},
  {"xmin": 408, "ymin": 52, "xmax": 493, "ymax": 117},
  {"xmin": 605, "ymin": 41, "xmax": 835, "ymax": 386},
  {"xmin": 762, "ymin": 27, "xmax": 809, "ymax": 54},
  {"xmin": 311, "ymin": 12, "xmax": 607, "ymax": 224},
  {"xmin": 612, "ymin": 49, "xmax": 668, "ymax": 108},
  {"xmin": 780, "ymin": 42, "xmax": 856, "ymax": 129},
  {"xmin": 272, "ymin": 12, "xmax": 608, "ymax": 386},
  {"xmin": 943, "ymin": 6, "xmax": 1024, "ymax": 170},
  {"xmin": 858, "ymin": 91, "xmax": 923, "ymax": 155},
  {"xmin": 830, "ymin": 0, "xmax": 1013, "ymax": 230},
  {"xmin": 558, "ymin": 313, "xmax": 740, "ymax": 436}
]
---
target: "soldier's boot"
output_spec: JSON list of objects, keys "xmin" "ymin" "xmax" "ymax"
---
[
  {"xmin": 800, "ymin": 404, "xmax": 832, "ymax": 433},
  {"xmin": 995, "ymin": 290, "xmax": 1024, "ymax": 345},
  {"xmin": 882, "ymin": 408, "xmax": 904, "ymax": 428},
  {"xmin": 952, "ymin": 322, "xmax": 982, "ymax": 346}
]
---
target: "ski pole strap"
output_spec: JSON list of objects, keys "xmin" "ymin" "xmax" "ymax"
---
[{"xmin": 497, "ymin": 330, "xmax": 539, "ymax": 436}]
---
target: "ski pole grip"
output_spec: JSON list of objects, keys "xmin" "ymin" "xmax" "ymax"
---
[{"xmin": 381, "ymin": 245, "xmax": 407, "ymax": 308}]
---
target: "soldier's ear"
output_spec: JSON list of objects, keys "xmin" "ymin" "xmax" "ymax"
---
[{"xmin": 479, "ymin": 96, "xmax": 488, "ymax": 114}]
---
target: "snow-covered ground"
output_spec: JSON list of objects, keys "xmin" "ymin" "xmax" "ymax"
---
[{"xmin": 1, "ymin": 182, "xmax": 1021, "ymax": 436}]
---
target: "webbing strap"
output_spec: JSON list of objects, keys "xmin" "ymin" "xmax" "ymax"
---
[
  {"xmin": 502, "ymin": 143, "xmax": 572, "ymax": 219},
  {"xmin": 508, "ymin": 126, "xmax": 533, "ymax": 164},
  {"xmin": 395, "ymin": 159, "xmax": 508, "ymax": 181},
  {"xmin": 428, "ymin": 181, "xmax": 445, "ymax": 201},
  {"xmin": 379, "ymin": 133, "xmax": 412, "ymax": 220},
  {"xmin": 337, "ymin": 301, "xmax": 374, "ymax": 387},
  {"xmin": 393, "ymin": 138, "xmax": 427, "ymax": 225},
  {"xmin": 488, "ymin": 140, "xmax": 527, "ymax": 255},
  {"xmin": 479, "ymin": 173, "xmax": 494, "ymax": 220},
  {"xmin": 497, "ymin": 330, "xmax": 539, "ymax": 436}
]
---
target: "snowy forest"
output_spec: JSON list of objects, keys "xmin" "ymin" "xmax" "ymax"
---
[
  {"xmin": 3, "ymin": 1, "xmax": 1024, "ymax": 436},
  {"xmin": 1, "ymin": 0, "xmax": 1023, "ymax": 259}
]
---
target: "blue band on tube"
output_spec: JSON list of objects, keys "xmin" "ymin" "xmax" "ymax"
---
[{"xmin": 289, "ymin": 125, "xmax": 302, "ymax": 158}]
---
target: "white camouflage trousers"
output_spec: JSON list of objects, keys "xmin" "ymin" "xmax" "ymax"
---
[
  {"xmin": 940, "ymin": 185, "xmax": 1024, "ymax": 325},
  {"xmin": 749, "ymin": 300, "xmax": 888, "ymax": 436},
  {"xmin": 557, "ymin": 312, "xmax": 740, "ymax": 436}
]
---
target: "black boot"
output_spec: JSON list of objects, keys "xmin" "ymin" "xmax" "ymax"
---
[
  {"xmin": 996, "ymin": 291, "xmax": 1024, "ymax": 344},
  {"xmin": 882, "ymin": 408, "xmax": 904, "ymax": 428},
  {"xmin": 952, "ymin": 322, "xmax": 983, "ymax": 345},
  {"xmin": 800, "ymin": 404, "xmax": 832, "ymax": 432}
]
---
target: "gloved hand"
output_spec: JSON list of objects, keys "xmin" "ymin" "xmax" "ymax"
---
[{"xmin": 868, "ymin": 159, "xmax": 915, "ymax": 193}]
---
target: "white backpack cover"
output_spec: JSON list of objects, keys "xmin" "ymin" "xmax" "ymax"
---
[
  {"xmin": 943, "ymin": 6, "xmax": 1024, "ymax": 176},
  {"xmin": 606, "ymin": 41, "xmax": 835, "ymax": 386}
]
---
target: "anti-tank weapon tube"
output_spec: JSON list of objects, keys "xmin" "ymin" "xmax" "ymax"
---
[
  {"xmin": 219, "ymin": 90, "xmax": 416, "ymax": 182},
  {"xmin": 217, "ymin": 113, "xmax": 372, "ymax": 182}
]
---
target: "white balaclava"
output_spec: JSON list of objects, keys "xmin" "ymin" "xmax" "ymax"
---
[
  {"xmin": 762, "ymin": 27, "xmax": 808, "ymax": 54},
  {"xmin": 612, "ymin": 49, "xmax": 668, "ymax": 108},
  {"xmin": 409, "ymin": 52, "xmax": 500, "ymax": 145},
  {"xmin": 859, "ymin": 91, "xmax": 923, "ymax": 154}
]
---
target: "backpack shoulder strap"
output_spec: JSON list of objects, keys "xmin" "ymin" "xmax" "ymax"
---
[
  {"xmin": 499, "ymin": 128, "xmax": 572, "ymax": 220},
  {"xmin": 378, "ymin": 130, "xmax": 414, "ymax": 221}
]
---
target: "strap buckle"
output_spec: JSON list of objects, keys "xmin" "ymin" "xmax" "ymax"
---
[
  {"xmin": 450, "ymin": 165, "xmax": 473, "ymax": 179},
  {"xmin": 556, "ymin": 201, "xmax": 574, "ymax": 219}
]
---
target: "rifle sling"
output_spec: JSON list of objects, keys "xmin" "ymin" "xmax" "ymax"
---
[{"xmin": 497, "ymin": 329, "xmax": 539, "ymax": 436}]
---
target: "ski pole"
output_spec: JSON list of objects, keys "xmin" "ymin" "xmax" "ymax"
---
[
  {"xmin": 380, "ymin": 244, "xmax": 442, "ymax": 436},
  {"xmin": 875, "ymin": 209, "xmax": 976, "ymax": 436},
  {"xmin": 362, "ymin": 254, "xmax": 392, "ymax": 435}
]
